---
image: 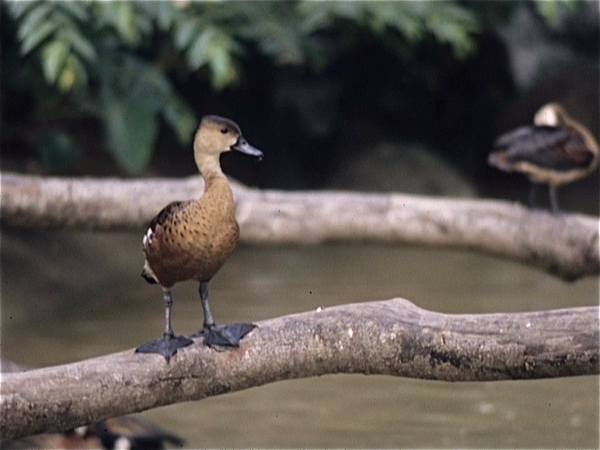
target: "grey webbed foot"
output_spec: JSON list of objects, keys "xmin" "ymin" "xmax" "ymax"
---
[
  {"xmin": 195, "ymin": 323, "xmax": 256, "ymax": 347},
  {"xmin": 135, "ymin": 333, "xmax": 194, "ymax": 363}
]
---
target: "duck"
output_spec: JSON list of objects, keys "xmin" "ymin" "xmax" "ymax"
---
[
  {"xmin": 136, "ymin": 115, "xmax": 263, "ymax": 363},
  {"xmin": 488, "ymin": 103, "xmax": 599, "ymax": 213},
  {"xmin": 4, "ymin": 416, "xmax": 185, "ymax": 450},
  {"xmin": 1, "ymin": 360, "xmax": 185, "ymax": 449}
]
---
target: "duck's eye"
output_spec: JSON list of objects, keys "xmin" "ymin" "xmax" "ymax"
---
[{"xmin": 220, "ymin": 127, "xmax": 228, "ymax": 134}]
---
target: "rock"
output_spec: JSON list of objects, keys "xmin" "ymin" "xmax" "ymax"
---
[{"xmin": 326, "ymin": 141, "xmax": 477, "ymax": 197}]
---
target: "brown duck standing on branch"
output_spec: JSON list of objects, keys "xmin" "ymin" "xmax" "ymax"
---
[
  {"xmin": 137, "ymin": 115, "xmax": 263, "ymax": 363},
  {"xmin": 488, "ymin": 103, "xmax": 599, "ymax": 213}
]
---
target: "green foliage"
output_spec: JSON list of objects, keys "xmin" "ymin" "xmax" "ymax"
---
[
  {"xmin": 96, "ymin": 54, "xmax": 159, "ymax": 174},
  {"xmin": 4, "ymin": 1, "xmax": 585, "ymax": 174},
  {"xmin": 36, "ymin": 129, "xmax": 82, "ymax": 174},
  {"xmin": 6, "ymin": 1, "xmax": 195, "ymax": 174},
  {"xmin": 298, "ymin": 1, "xmax": 481, "ymax": 60},
  {"xmin": 533, "ymin": 1, "xmax": 585, "ymax": 28},
  {"xmin": 10, "ymin": 1, "xmax": 94, "ymax": 91}
]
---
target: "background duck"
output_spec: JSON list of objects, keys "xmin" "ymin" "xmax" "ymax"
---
[
  {"xmin": 1, "ymin": 360, "xmax": 185, "ymax": 449},
  {"xmin": 137, "ymin": 115, "xmax": 263, "ymax": 363},
  {"xmin": 488, "ymin": 103, "xmax": 599, "ymax": 213}
]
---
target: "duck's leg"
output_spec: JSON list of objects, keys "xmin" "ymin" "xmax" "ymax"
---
[
  {"xmin": 200, "ymin": 283, "xmax": 215, "ymax": 329},
  {"xmin": 196, "ymin": 283, "xmax": 256, "ymax": 347},
  {"xmin": 528, "ymin": 182, "xmax": 538, "ymax": 209},
  {"xmin": 548, "ymin": 185, "xmax": 560, "ymax": 214},
  {"xmin": 136, "ymin": 290, "xmax": 193, "ymax": 363}
]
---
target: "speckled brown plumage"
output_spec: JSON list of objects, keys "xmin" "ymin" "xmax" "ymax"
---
[
  {"xmin": 136, "ymin": 115, "xmax": 263, "ymax": 362},
  {"xmin": 143, "ymin": 178, "xmax": 239, "ymax": 288}
]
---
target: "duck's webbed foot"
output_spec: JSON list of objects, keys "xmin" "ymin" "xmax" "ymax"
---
[
  {"xmin": 195, "ymin": 323, "xmax": 256, "ymax": 347},
  {"xmin": 135, "ymin": 333, "xmax": 194, "ymax": 363}
]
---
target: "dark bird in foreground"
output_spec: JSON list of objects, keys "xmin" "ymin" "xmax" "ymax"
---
[
  {"xmin": 5, "ymin": 417, "xmax": 185, "ymax": 450},
  {"xmin": 137, "ymin": 115, "xmax": 263, "ymax": 363},
  {"xmin": 1, "ymin": 360, "xmax": 185, "ymax": 449},
  {"xmin": 488, "ymin": 103, "xmax": 599, "ymax": 213}
]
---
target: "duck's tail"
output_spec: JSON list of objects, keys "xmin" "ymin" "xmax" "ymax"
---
[{"xmin": 487, "ymin": 151, "xmax": 515, "ymax": 172}]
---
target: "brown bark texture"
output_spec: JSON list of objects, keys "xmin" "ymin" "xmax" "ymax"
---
[
  {"xmin": 1, "ymin": 172, "xmax": 599, "ymax": 281},
  {"xmin": 1, "ymin": 299, "xmax": 599, "ymax": 442}
]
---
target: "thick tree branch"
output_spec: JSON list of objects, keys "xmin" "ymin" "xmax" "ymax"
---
[
  {"xmin": 1, "ymin": 172, "xmax": 598, "ymax": 280},
  {"xmin": 1, "ymin": 299, "xmax": 598, "ymax": 442}
]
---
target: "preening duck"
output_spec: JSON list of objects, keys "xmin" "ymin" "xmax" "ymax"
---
[
  {"xmin": 137, "ymin": 115, "xmax": 263, "ymax": 362},
  {"xmin": 488, "ymin": 103, "xmax": 598, "ymax": 213}
]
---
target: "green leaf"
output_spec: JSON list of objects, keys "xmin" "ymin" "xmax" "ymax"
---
[
  {"xmin": 187, "ymin": 27, "xmax": 216, "ymax": 69},
  {"xmin": 208, "ymin": 45, "xmax": 237, "ymax": 90},
  {"xmin": 328, "ymin": 2, "xmax": 365, "ymax": 22},
  {"xmin": 5, "ymin": 1, "xmax": 36, "ymax": 20},
  {"xmin": 174, "ymin": 17, "xmax": 199, "ymax": 49},
  {"xmin": 534, "ymin": 1, "xmax": 581, "ymax": 28},
  {"xmin": 58, "ymin": 54, "xmax": 88, "ymax": 92},
  {"xmin": 41, "ymin": 39, "xmax": 70, "ymax": 84},
  {"xmin": 143, "ymin": 1, "xmax": 175, "ymax": 32},
  {"xmin": 297, "ymin": 2, "xmax": 331, "ymax": 33},
  {"xmin": 57, "ymin": 1, "xmax": 89, "ymax": 22},
  {"xmin": 374, "ymin": 3, "xmax": 424, "ymax": 41},
  {"xmin": 431, "ymin": 23, "xmax": 477, "ymax": 59},
  {"xmin": 16, "ymin": 2, "xmax": 52, "ymax": 41},
  {"xmin": 127, "ymin": 57, "xmax": 196, "ymax": 145},
  {"xmin": 20, "ymin": 19, "xmax": 59, "ymax": 55},
  {"xmin": 425, "ymin": 3, "xmax": 480, "ymax": 59},
  {"xmin": 93, "ymin": 1, "xmax": 148, "ymax": 48},
  {"xmin": 101, "ymin": 88, "xmax": 159, "ymax": 174},
  {"xmin": 60, "ymin": 26, "xmax": 97, "ymax": 62},
  {"xmin": 114, "ymin": 2, "xmax": 138, "ymax": 46}
]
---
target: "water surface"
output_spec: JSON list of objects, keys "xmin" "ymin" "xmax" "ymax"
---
[{"xmin": 2, "ymin": 230, "xmax": 598, "ymax": 448}]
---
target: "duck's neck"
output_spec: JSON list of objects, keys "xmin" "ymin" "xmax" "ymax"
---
[
  {"xmin": 195, "ymin": 152, "xmax": 226, "ymax": 187},
  {"xmin": 194, "ymin": 152, "xmax": 235, "ymax": 217}
]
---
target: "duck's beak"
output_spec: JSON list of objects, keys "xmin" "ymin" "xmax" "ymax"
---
[{"xmin": 231, "ymin": 137, "xmax": 263, "ymax": 160}]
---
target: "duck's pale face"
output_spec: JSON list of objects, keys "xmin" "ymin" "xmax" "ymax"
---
[
  {"xmin": 534, "ymin": 104, "xmax": 565, "ymax": 127},
  {"xmin": 193, "ymin": 115, "xmax": 262, "ymax": 176},
  {"xmin": 195, "ymin": 121, "xmax": 240, "ymax": 158}
]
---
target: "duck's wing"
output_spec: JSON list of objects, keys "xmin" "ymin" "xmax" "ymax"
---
[
  {"xmin": 490, "ymin": 125, "xmax": 595, "ymax": 171},
  {"xmin": 142, "ymin": 200, "xmax": 197, "ymax": 286},
  {"xmin": 143, "ymin": 201, "xmax": 186, "ymax": 251}
]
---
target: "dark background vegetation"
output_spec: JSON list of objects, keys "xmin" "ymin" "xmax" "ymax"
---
[{"xmin": 2, "ymin": 1, "xmax": 599, "ymax": 209}]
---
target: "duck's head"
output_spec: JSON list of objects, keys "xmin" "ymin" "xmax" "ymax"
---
[
  {"xmin": 534, "ymin": 103, "xmax": 567, "ymax": 127},
  {"xmin": 194, "ymin": 115, "xmax": 263, "ymax": 161}
]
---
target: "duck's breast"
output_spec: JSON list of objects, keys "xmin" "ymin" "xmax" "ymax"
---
[
  {"xmin": 186, "ymin": 199, "xmax": 240, "ymax": 282},
  {"xmin": 143, "ymin": 182, "xmax": 240, "ymax": 287}
]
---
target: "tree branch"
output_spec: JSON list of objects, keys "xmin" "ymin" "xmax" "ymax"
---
[
  {"xmin": 1, "ymin": 299, "xmax": 598, "ymax": 442},
  {"xmin": 1, "ymin": 172, "xmax": 598, "ymax": 280}
]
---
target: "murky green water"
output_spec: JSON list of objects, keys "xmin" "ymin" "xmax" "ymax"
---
[{"xmin": 2, "ymin": 230, "xmax": 598, "ymax": 448}]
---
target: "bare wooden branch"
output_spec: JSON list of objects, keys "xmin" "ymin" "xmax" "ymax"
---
[
  {"xmin": 1, "ymin": 299, "xmax": 598, "ymax": 442},
  {"xmin": 1, "ymin": 172, "xmax": 598, "ymax": 280}
]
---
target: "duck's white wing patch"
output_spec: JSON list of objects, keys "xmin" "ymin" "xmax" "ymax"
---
[
  {"xmin": 143, "ymin": 227, "xmax": 154, "ymax": 249},
  {"xmin": 114, "ymin": 436, "xmax": 133, "ymax": 450}
]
